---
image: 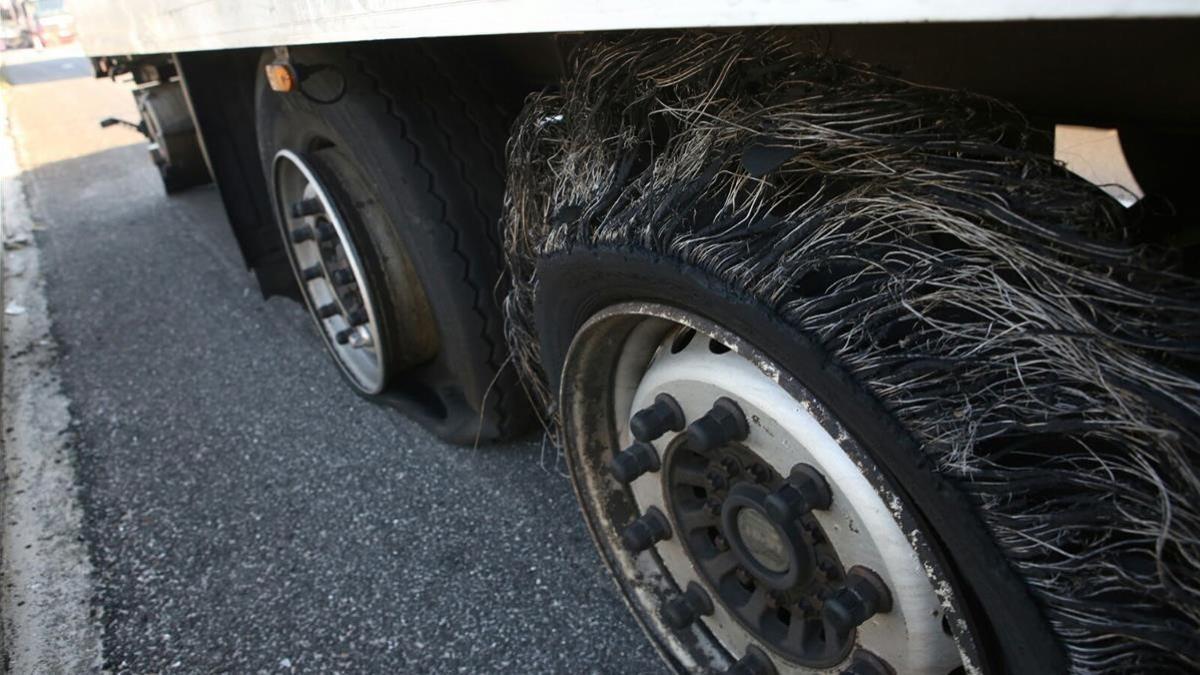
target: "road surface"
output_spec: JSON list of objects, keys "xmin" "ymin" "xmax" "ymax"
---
[{"xmin": 0, "ymin": 46, "xmax": 660, "ymax": 674}]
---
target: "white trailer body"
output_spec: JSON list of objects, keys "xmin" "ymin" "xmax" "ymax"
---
[{"xmin": 68, "ymin": 0, "xmax": 1200, "ymax": 56}]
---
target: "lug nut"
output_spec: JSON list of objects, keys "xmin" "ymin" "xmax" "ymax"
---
[
  {"xmin": 724, "ymin": 645, "xmax": 777, "ymax": 675},
  {"xmin": 314, "ymin": 219, "xmax": 336, "ymax": 242},
  {"xmin": 841, "ymin": 650, "xmax": 895, "ymax": 675},
  {"xmin": 300, "ymin": 264, "xmax": 322, "ymax": 281},
  {"xmin": 630, "ymin": 393, "xmax": 685, "ymax": 442},
  {"xmin": 764, "ymin": 464, "xmax": 832, "ymax": 523},
  {"xmin": 822, "ymin": 566, "xmax": 893, "ymax": 639},
  {"xmin": 330, "ymin": 268, "xmax": 354, "ymax": 285},
  {"xmin": 316, "ymin": 303, "xmax": 340, "ymax": 319},
  {"xmin": 335, "ymin": 328, "xmax": 353, "ymax": 345},
  {"xmin": 348, "ymin": 329, "xmax": 372, "ymax": 348},
  {"xmin": 685, "ymin": 397, "xmax": 748, "ymax": 453},
  {"xmin": 290, "ymin": 225, "xmax": 314, "ymax": 243},
  {"xmin": 290, "ymin": 197, "xmax": 323, "ymax": 218},
  {"xmin": 661, "ymin": 582, "xmax": 714, "ymax": 629},
  {"xmin": 705, "ymin": 469, "xmax": 728, "ymax": 490},
  {"xmin": 621, "ymin": 507, "xmax": 671, "ymax": 553},
  {"xmin": 347, "ymin": 308, "xmax": 369, "ymax": 326},
  {"xmin": 609, "ymin": 441, "xmax": 660, "ymax": 484}
]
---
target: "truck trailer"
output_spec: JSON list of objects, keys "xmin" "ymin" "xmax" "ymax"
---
[{"xmin": 68, "ymin": 3, "xmax": 1200, "ymax": 673}]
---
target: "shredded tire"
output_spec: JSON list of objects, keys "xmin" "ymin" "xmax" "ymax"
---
[{"xmin": 501, "ymin": 30, "xmax": 1200, "ymax": 672}]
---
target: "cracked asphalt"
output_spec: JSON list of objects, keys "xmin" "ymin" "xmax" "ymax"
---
[{"xmin": 2, "ymin": 47, "xmax": 662, "ymax": 674}]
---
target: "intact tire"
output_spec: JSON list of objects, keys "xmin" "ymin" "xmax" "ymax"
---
[
  {"xmin": 135, "ymin": 80, "xmax": 210, "ymax": 194},
  {"xmin": 255, "ymin": 43, "xmax": 531, "ymax": 444},
  {"xmin": 535, "ymin": 247, "xmax": 1065, "ymax": 674}
]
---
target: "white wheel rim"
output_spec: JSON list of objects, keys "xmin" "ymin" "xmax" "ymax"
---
[{"xmin": 560, "ymin": 303, "xmax": 976, "ymax": 675}]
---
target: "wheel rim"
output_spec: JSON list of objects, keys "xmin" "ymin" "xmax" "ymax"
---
[
  {"xmin": 560, "ymin": 303, "xmax": 973, "ymax": 674},
  {"xmin": 273, "ymin": 149, "xmax": 385, "ymax": 394},
  {"xmin": 138, "ymin": 94, "xmax": 168, "ymax": 166}
]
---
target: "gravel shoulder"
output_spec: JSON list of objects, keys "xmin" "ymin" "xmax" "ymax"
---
[{"xmin": 0, "ymin": 58, "xmax": 103, "ymax": 674}]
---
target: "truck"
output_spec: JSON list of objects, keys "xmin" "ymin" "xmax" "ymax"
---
[{"xmin": 67, "ymin": 3, "xmax": 1200, "ymax": 673}]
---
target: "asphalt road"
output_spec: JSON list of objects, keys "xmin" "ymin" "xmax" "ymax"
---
[{"xmin": 2, "ymin": 47, "xmax": 661, "ymax": 674}]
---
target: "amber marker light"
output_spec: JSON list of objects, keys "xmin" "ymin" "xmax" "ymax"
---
[{"xmin": 265, "ymin": 62, "xmax": 297, "ymax": 93}]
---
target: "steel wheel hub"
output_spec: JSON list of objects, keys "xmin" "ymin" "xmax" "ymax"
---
[
  {"xmin": 273, "ymin": 149, "xmax": 385, "ymax": 394},
  {"xmin": 560, "ymin": 303, "xmax": 972, "ymax": 674}
]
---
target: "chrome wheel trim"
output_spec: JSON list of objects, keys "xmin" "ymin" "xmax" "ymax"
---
[
  {"xmin": 273, "ymin": 148, "xmax": 385, "ymax": 394},
  {"xmin": 560, "ymin": 302, "xmax": 975, "ymax": 674}
]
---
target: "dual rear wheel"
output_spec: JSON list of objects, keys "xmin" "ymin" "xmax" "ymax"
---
[{"xmin": 256, "ymin": 43, "xmax": 529, "ymax": 443}]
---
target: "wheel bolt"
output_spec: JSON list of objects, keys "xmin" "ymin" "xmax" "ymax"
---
[
  {"xmin": 290, "ymin": 197, "xmax": 323, "ymax": 218},
  {"xmin": 609, "ymin": 441, "xmax": 660, "ymax": 484},
  {"xmin": 330, "ymin": 268, "xmax": 354, "ymax": 285},
  {"xmin": 735, "ymin": 567, "xmax": 754, "ymax": 586},
  {"xmin": 841, "ymin": 650, "xmax": 894, "ymax": 675},
  {"xmin": 724, "ymin": 645, "xmax": 776, "ymax": 675},
  {"xmin": 347, "ymin": 308, "xmax": 369, "ymax": 326},
  {"xmin": 290, "ymin": 225, "xmax": 314, "ymax": 243},
  {"xmin": 747, "ymin": 463, "xmax": 771, "ymax": 484},
  {"xmin": 705, "ymin": 469, "xmax": 728, "ymax": 490},
  {"xmin": 764, "ymin": 464, "xmax": 832, "ymax": 523},
  {"xmin": 822, "ymin": 566, "xmax": 893, "ymax": 639},
  {"xmin": 316, "ymin": 303, "xmax": 340, "ymax": 319},
  {"xmin": 300, "ymin": 264, "xmax": 322, "ymax": 281},
  {"xmin": 621, "ymin": 507, "xmax": 671, "ymax": 553},
  {"xmin": 685, "ymin": 397, "xmax": 748, "ymax": 452},
  {"xmin": 720, "ymin": 456, "xmax": 742, "ymax": 477},
  {"xmin": 630, "ymin": 393, "xmax": 685, "ymax": 442},
  {"xmin": 335, "ymin": 328, "xmax": 353, "ymax": 344},
  {"xmin": 661, "ymin": 582, "xmax": 714, "ymax": 629}
]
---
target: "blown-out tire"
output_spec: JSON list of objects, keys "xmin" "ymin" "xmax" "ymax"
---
[
  {"xmin": 535, "ymin": 247, "xmax": 1065, "ymax": 674},
  {"xmin": 255, "ymin": 43, "xmax": 530, "ymax": 444}
]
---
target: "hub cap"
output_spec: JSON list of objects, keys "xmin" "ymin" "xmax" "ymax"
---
[
  {"xmin": 560, "ymin": 304, "xmax": 972, "ymax": 674},
  {"xmin": 273, "ymin": 149, "xmax": 385, "ymax": 394}
]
